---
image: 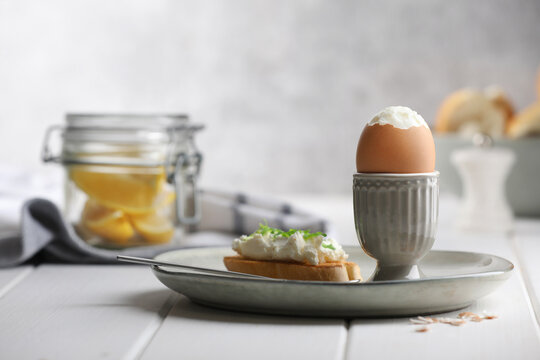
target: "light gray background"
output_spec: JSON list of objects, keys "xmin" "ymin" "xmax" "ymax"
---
[{"xmin": 0, "ymin": 0, "xmax": 539, "ymax": 195}]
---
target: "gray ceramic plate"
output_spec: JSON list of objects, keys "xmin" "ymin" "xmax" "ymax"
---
[{"xmin": 152, "ymin": 246, "xmax": 513, "ymax": 317}]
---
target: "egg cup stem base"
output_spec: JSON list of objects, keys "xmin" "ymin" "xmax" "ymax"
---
[{"xmin": 368, "ymin": 263, "xmax": 425, "ymax": 282}]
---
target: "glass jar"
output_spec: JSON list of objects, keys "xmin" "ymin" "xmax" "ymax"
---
[{"xmin": 42, "ymin": 114, "xmax": 204, "ymax": 248}]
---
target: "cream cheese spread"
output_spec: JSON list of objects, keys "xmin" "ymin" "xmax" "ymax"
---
[
  {"xmin": 232, "ymin": 225, "xmax": 348, "ymax": 265},
  {"xmin": 368, "ymin": 106, "xmax": 429, "ymax": 129}
]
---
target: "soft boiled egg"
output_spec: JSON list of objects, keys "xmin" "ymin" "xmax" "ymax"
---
[{"xmin": 356, "ymin": 106, "xmax": 435, "ymax": 173}]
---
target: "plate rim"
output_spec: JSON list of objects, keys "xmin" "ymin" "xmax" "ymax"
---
[{"xmin": 152, "ymin": 247, "xmax": 514, "ymax": 286}]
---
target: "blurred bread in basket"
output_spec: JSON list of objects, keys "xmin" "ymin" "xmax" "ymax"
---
[
  {"xmin": 508, "ymin": 103, "xmax": 540, "ymax": 138},
  {"xmin": 434, "ymin": 69, "xmax": 540, "ymax": 216},
  {"xmin": 436, "ymin": 65, "xmax": 540, "ymax": 139},
  {"xmin": 435, "ymin": 87, "xmax": 513, "ymax": 138},
  {"xmin": 506, "ymin": 67, "xmax": 540, "ymax": 138}
]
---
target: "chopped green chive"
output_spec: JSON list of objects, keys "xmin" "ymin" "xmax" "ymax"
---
[
  {"xmin": 248, "ymin": 223, "xmax": 327, "ymax": 240},
  {"xmin": 321, "ymin": 242, "xmax": 336, "ymax": 250}
]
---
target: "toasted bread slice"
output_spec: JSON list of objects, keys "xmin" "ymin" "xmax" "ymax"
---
[{"xmin": 223, "ymin": 256, "xmax": 362, "ymax": 282}]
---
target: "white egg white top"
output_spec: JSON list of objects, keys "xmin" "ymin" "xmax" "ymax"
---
[
  {"xmin": 368, "ymin": 106, "xmax": 429, "ymax": 130},
  {"xmin": 232, "ymin": 232, "xmax": 348, "ymax": 265}
]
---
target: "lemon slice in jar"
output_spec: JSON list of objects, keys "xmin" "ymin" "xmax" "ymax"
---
[
  {"xmin": 81, "ymin": 200, "xmax": 135, "ymax": 244},
  {"xmin": 153, "ymin": 185, "xmax": 176, "ymax": 208},
  {"xmin": 129, "ymin": 212, "xmax": 175, "ymax": 244},
  {"xmin": 69, "ymin": 165, "xmax": 166, "ymax": 214},
  {"xmin": 128, "ymin": 185, "xmax": 176, "ymax": 244}
]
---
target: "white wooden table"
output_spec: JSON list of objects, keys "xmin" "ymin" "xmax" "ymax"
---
[{"xmin": 1, "ymin": 194, "xmax": 539, "ymax": 360}]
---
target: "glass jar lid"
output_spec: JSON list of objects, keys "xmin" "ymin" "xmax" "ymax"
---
[
  {"xmin": 42, "ymin": 113, "xmax": 204, "ymax": 167},
  {"xmin": 63, "ymin": 113, "xmax": 202, "ymax": 144}
]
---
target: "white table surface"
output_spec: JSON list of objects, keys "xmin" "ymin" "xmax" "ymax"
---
[{"xmin": 1, "ymin": 194, "xmax": 539, "ymax": 360}]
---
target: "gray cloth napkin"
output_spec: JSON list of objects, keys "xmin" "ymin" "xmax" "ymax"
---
[{"xmin": 0, "ymin": 190, "xmax": 328, "ymax": 267}]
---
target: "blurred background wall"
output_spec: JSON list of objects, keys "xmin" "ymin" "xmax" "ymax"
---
[{"xmin": 0, "ymin": 0, "xmax": 539, "ymax": 195}]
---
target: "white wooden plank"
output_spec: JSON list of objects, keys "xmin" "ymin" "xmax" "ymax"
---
[
  {"xmin": 347, "ymin": 228, "xmax": 540, "ymax": 359},
  {"xmin": 347, "ymin": 276, "xmax": 540, "ymax": 359},
  {"xmin": 0, "ymin": 266, "xmax": 33, "ymax": 299},
  {"xmin": 514, "ymin": 219, "xmax": 540, "ymax": 326},
  {"xmin": 141, "ymin": 296, "xmax": 347, "ymax": 360},
  {"xmin": 0, "ymin": 265, "xmax": 177, "ymax": 360}
]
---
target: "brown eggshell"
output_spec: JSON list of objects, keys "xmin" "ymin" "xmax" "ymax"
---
[{"xmin": 356, "ymin": 124, "xmax": 435, "ymax": 173}]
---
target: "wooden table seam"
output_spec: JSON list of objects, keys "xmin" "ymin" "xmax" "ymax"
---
[
  {"xmin": 126, "ymin": 293, "xmax": 180, "ymax": 360},
  {"xmin": 0, "ymin": 266, "xmax": 34, "ymax": 299},
  {"xmin": 511, "ymin": 236, "xmax": 540, "ymax": 337},
  {"xmin": 340, "ymin": 320, "xmax": 351, "ymax": 360}
]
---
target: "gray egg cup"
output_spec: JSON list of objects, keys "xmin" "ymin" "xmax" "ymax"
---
[{"xmin": 353, "ymin": 172, "xmax": 439, "ymax": 281}]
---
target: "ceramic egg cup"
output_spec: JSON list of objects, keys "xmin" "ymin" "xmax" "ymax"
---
[{"xmin": 353, "ymin": 172, "xmax": 439, "ymax": 281}]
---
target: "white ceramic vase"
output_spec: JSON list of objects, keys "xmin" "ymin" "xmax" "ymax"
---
[{"xmin": 451, "ymin": 147, "xmax": 515, "ymax": 233}]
